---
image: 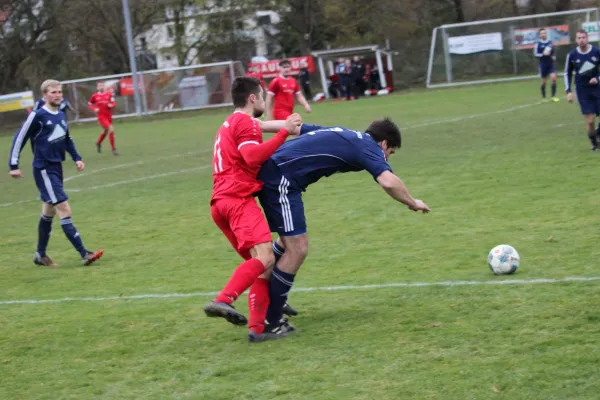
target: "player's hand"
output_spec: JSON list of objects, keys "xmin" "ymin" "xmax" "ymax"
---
[
  {"xmin": 567, "ymin": 92, "xmax": 574, "ymax": 102},
  {"xmin": 304, "ymin": 104, "xmax": 312, "ymax": 113},
  {"xmin": 75, "ymin": 161, "xmax": 85, "ymax": 172},
  {"xmin": 409, "ymin": 199, "xmax": 430, "ymax": 213},
  {"xmin": 284, "ymin": 113, "xmax": 302, "ymax": 135},
  {"xmin": 9, "ymin": 169, "xmax": 24, "ymax": 179},
  {"xmin": 590, "ymin": 77, "xmax": 599, "ymax": 85}
]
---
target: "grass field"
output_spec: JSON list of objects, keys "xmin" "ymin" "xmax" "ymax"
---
[{"xmin": 2, "ymin": 81, "xmax": 600, "ymax": 400}]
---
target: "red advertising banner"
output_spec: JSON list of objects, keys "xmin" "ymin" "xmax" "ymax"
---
[
  {"xmin": 514, "ymin": 24, "xmax": 570, "ymax": 49},
  {"xmin": 248, "ymin": 56, "xmax": 315, "ymax": 78},
  {"xmin": 118, "ymin": 76, "xmax": 146, "ymax": 96}
]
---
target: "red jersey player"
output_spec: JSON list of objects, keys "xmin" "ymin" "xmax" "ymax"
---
[
  {"xmin": 266, "ymin": 59, "xmax": 312, "ymax": 121},
  {"xmin": 245, "ymin": 66, "xmax": 266, "ymax": 89},
  {"xmin": 203, "ymin": 76, "xmax": 302, "ymax": 342},
  {"xmin": 88, "ymin": 82, "xmax": 118, "ymax": 155}
]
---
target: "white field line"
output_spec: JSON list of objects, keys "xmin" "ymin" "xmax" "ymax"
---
[
  {"xmin": 1, "ymin": 276, "xmax": 599, "ymax": 306},
  {"xmin": 67, "ymin": 166, "xmax": 210, "ymax": 192},
  {"xmin": 404, "ymin": 101, "xmax": 541, "ymax": 130},
  {"xmin": 63, "ymin": 150, "xmax": 210, "ymax": 182}
]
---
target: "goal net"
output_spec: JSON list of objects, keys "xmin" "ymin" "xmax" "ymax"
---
[
  {"xmin": 426, "ymin": 8, "xmax": 600, "ymax": 88},
  {"xmin": 62, "ymin": 61, "xmax": 245, "ymax": 123}
]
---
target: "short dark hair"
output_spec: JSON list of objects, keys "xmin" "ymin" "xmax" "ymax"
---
[
  {"xmin": 577, "ymin": 29, "xmax": 588, "ymax": 37},
  {"xmin": 279, "ymin": 59, "xmax": 291, "ymax": 66},
  {"xmin": 232, "ymin": 77, "xmax": 262, "ymax": 108},
  {"xmin": 538, "ymin": 28, "xmax": 547, "ymax": 33},
  {"xmin": 365, "ymin": 118, "xmax": 401, "ymax": 148}
]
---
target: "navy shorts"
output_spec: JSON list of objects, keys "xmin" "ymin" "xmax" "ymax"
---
[
  {"xmin": 539, "ymin": 64, "xmax": 555, "ymax": 78},
  {"xmin": 33, "ymin": 163, "xmax": 68, "ymax": 205},
  {"xmin": 576, "ymin": 88, "xmax": 600, "ymax": 115},
  {"xmin": 257, "ymin": 160, "xmax": 307, "ymax": 236}
]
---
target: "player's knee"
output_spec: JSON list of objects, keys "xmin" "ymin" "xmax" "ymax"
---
[
  {"xmin": 282, "ymin": 235, "xmax": 309, "ymax": 260},
  {"xmin": 54, "ymin": 201, "xmax": 72, "ymax": 219},
  {"xmin": 252, "ymin": 242, "xmax": 275, "ymax": 270}
]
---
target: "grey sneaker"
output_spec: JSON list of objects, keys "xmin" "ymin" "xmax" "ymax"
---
[
  {"xmin": 203, "ymin": 301, "xmax": 248, "ymax": 326},
  {"xmin": 112, "ymin": 149, "xmax": 119, "ymax": 156}
]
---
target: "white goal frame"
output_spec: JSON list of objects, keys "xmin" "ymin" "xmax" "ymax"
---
[{"xmin": 426, "ymin": 8, "xmax": 600, "ymax": 89}]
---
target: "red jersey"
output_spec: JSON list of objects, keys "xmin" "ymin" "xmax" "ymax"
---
[
  {"xmin": 211, "ymin": 112, "xmax": 264, "ymax": 202},
  {"xmin": 268, "ymin": 75, "xmax": 301, "ymax": 115},
  {"xmin": 88, "ymin": 92, "xmax": 115, "ymax": 117}
]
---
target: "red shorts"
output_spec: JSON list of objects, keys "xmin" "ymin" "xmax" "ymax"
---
[
  {"xmin": 211, "ymin": 196, "xmax": 273, "ymax": 260},
  {"xmin": 273, "ymin": 110, "xmax": 292, "ymax": 120},
  {"xmin": 98, "ymin": 115, "xmax": 112, "ymax": 129}
]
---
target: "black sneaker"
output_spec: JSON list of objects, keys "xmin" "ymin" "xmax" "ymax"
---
[
  {"xmin": 248, "ymin": 319, "xmax": 294, "ymax": 343},
  {"xmin": 592, "ymin": 146, "xmax": 598, "ymax": 152},
  {"xmin": 203, "ymin": 301, "xmax": 248, "ymax": 326},
  {"xmin": 248, "ymin": 329, "xmax": 288, "ymax": 343},
  {"xmin": 280, "ymin": 317, "xmax": 301, "ymax": 333},
  {"xmin": 96, "ymin": 143, "xmax": 102, "ymax": 153},
  {"xmin": 282, "ymin": 302, "xmax": 298, "ymax": 317}
]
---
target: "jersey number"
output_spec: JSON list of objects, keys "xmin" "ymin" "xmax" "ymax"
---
[
  {"xmin": 307, "ymin": 127, "xmax": 363, "ymax": 139},
  {"xmin": 214, "ymin": 134, "xmax": 223, "ymax": 173}
]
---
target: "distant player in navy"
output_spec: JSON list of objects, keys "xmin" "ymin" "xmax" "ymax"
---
[
  {"xmin": 255, "ymin": 119, "xmax": 430, "ymax": 333},
  {"xmin": 8, "ymin": 79, "xmax": 104, "ymax": 267},
  {"xmin": 535, "ymin": 28, "xmax": 559, "ymax": 102},
  {"xmin": 565, "ymin": 29, "xmax": 600, "ymax": 151},
  {"xmin": 34, "ymin": 96, "xmax": 73, "ymax": 116}
]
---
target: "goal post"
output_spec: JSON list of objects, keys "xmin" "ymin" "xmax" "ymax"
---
[
  {"xmin": 426, "ymin": 8, "xmax": 600, "ymax": 89},
  {"xmin": 62, "ymin": 60, "xmax": 245, "ymax": 123}
]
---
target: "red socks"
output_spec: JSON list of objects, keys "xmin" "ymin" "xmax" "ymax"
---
[
  {"xmin": 215, "ymin": 258, "xmax": 265, "ymax": 304},
  {"xmin": 109, "ymin": 132, "xmax": 116, "ymax": 150},
  {"xmin": 248, "ymin": 278, "xmax": 270, "ymax": 334},
  {"xmin": 97, "ymin": 132, "xmax": 107, "ymax": 145}
]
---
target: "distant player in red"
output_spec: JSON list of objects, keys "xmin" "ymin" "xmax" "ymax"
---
[
  {"xmin": 266, "ymin": 59, "xmax": 312, "ymax": 121},
  {"xmin": 203, "ymin": 76, "xmax": 302, "ymax": 342},
  {"xmin": 88, "ymin": 82, "xmax": 118, "ymax": 155},
  {"xmin": 245, "ymin": 67, "xmax": 266, "ymax": 89}
]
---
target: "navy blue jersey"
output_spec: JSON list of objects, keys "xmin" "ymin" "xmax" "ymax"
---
[
  {"xmin": 34, "ymin": 98, "xmax": 72, "ymax": 114},
  {"xmin": 9, "ymin": 106, "xmax": 82, "ymax": 170},
  {"xmin": 534, "ymin": 40, "xmax": 554, "ymax": 66},
  {"xmin": 265, "ymin": 123, "xmax": 393, "ymax": 190},
  {"xmin": 564, "ymin": 45, "xmax": 600, "ymax": 92}
]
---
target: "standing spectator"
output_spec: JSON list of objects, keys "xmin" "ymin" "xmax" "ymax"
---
[
  {"xmin": 343, "ymin": 59, "xmax": 354, "ymax": 100},
  {"xmin": 335, "ymin": 58, "xmax": 348, "ymax": 99},
  {"xmin": 351, "ymin": 56, "xmax": 366, "ymax": 99},
  {"xmin": 298, "ymin": 67, "xmax": 312, "ymax": 100},
  {"xmin": 370, "ymin": 64, "xmax": 382, "ymax": 91}
]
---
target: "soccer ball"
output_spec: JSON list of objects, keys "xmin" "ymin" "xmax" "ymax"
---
[{"xmin": 487, "ymin": 245, "xmax": 519, "ymax": 275}]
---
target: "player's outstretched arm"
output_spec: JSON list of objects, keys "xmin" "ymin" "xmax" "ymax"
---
[
  {"xmin": 259, "ymin": 114, "xmax": 302, "ymax": 133},
  {"xmin": 376, "ymin": 170, "xmax": 430, "ymax": 213},
  {"xmin": 239, "ymin": 115, "xmax": 301, "ymax": 167}
]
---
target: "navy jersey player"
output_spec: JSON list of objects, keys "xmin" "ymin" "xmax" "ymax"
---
[
  {"xmin": 34, "ymin": 97, "xmax": 72, "ymax": 115},
  {"xmin": 534, "ymin": 28, "xmax": 559, "ymax": 102},
  {"xmin": 255, "ymin": 119, "xmax": 430, "ymax": 333},
  {"xmin": 9, "ymin": 79, "xmax": 103, "ymax": 267},
  {"xmin": 565, "ymin": 29, "xmax": 600, "ymax": 150}
]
